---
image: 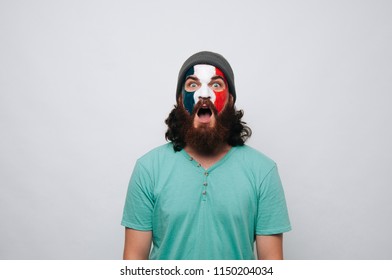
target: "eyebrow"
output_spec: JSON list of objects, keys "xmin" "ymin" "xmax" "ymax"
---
[
  {"xmin": 210, "ymin": 75, "xmax": 225, "ymax": 81},
  {"xmin": 185, "ymin": 75, "xmax": 225, "ymax": 82},
  {"xmin": 185, "ymin": 76, "xmax": 199, "ymax": 81}
]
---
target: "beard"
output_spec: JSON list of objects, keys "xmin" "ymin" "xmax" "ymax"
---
[{"xmin": 176, "ymin": 99, "xmax": 235, "ymax": 155}]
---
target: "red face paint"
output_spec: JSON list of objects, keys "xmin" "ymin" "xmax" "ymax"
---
[{"xmin": 213, "ymin": 68, "xmax": 229, "ymax": 113}]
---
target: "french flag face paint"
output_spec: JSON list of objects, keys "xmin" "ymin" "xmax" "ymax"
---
[{"xmin": 182, "ymin": 64, "xmax": 229, "ymax": 114}]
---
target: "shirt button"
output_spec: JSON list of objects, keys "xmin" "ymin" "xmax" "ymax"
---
[
  {"xmin": 197, "ymin": 163, "xmax": 201, "ymax": 167},
  {"xmin": 189, "ymin": 157, "xmax": 193, "ymax": 161},
  {"xmin": 202, "ymin": 191, "xmax": 207, "ymax": 195},
  {"xmin": 204, "ymin": 172, "xmax": 209, "ymax": 176},
  {"xmin": 203, "ymin": 182, "xmax": 208, "ymax": 186}
]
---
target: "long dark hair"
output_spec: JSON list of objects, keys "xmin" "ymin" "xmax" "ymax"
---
[{"xmin": 165, "ymin": 103, "xmax": 252, "ymax": 152}]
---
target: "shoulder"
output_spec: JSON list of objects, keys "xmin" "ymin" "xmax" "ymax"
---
[
  {"xmin": 230, "ymin": 145, "xmax": 279, "ymax": 182},
  {"xmin": 136, "ymin": 143, "xmax": 178, "ymax": 167},
  {"xmin": 138, "ymin": 143, "xmax": 174, "ymax": 158},
  {"xmin": 233, "ymin": 145, "xmax": 276, "ymax": 168},
  {"xmin": 133, "ymin": 143, "xmax": 183, "ymax": 184}
]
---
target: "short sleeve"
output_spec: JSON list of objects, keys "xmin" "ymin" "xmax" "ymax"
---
[
  {"xmin": 121, "ymin": 161, "xmax": 154, "ymax": 231},
  {"xmin": 256, "ymin": 165, "xmax": 291, "ymax": 235}
]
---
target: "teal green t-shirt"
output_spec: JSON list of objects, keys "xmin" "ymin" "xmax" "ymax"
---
[{"xmin": 121, "ymin": 143, "xmax": 291, "ymax": 260}]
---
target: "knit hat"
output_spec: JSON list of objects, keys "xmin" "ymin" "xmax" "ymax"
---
[{"xmin": 176, "ymin": 51, "xmax": 236, "ymax": 102}]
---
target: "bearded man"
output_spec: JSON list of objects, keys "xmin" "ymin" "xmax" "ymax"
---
[{"xmin": 121, "ymin": 51, "xmax": 291, "ymax": 260}]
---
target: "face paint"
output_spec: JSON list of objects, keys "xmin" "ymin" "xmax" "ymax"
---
[
  {"xmin": 182, "ymin": 67, "xmax": 196, "ymax": 114},
  {"xmin": 182, "ymin": 64, "xmax": 229, "ymax": 114}
]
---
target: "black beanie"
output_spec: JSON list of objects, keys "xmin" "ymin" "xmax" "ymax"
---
[{"xmin": 176, "ymin": 51, "xmax": 236, "ymax": 103}]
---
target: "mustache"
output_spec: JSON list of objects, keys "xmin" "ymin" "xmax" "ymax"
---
[{"xmin": 192, "ymin": 98, "xmax": 218, "ymax": 116}]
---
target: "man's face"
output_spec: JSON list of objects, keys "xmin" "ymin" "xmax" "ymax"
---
[{"xmin": 181, "ymin": 64, "xmax": 229, "ymax": 122}]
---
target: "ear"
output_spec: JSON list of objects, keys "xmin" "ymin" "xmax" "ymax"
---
[
  {"xmin": 228, "ymin": 94, "xmax": 234, "ymax": 105},
  {"xmin": 177, "ymin": 93, "xmax": 183, "ymax": 105}
]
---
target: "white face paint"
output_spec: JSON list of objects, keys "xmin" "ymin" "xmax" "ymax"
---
[
  {"xmin": 192, "ymin": 64, "xmax": 217, "ymax": 104},
  {"xmin": 182, "ymin": 64, "xmax": 229, "ymax": 114}
]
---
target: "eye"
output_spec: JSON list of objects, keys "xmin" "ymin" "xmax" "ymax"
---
[
  {"xmin": 210, "ymin": 80, "xmax": 225, "ymax": 91},
  {"xmin": 185, "ymin": 79, "xmax": 200, "ymax": 91}
]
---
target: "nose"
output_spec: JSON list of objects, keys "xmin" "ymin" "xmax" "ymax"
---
[{"xmin": 197, "ymin": 84, "xmax": 212, "ymax": 99}]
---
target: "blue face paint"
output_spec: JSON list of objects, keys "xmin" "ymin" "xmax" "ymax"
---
[{"xmin": 182, "ymin": 67, "xmax": 195, "ymax": 114}]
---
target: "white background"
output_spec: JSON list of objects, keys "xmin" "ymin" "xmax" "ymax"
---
[{"xmin": 1, "ymin": 0, "xmax": 391, "ymax": 259}]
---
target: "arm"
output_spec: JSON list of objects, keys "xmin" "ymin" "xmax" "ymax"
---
[
  {"xmin": 255, "ymin": 234, "xmax": 283, "ymax": 260},
  {"xmin": 123, "ymin": 228, "xmax": 152, "ymax": 260}
]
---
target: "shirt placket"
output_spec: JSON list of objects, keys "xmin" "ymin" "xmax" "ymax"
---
[{"xmin": 189, "ymin": 156, "xmax": 209, "ymax": 202}]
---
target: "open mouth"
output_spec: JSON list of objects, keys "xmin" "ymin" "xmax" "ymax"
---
[{"xmin": 196, "ymin": 107, "xmax": 213, "ymax": 123}]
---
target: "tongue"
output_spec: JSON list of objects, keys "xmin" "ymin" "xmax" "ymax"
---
[{"xmin": 198, "ymin": 112, "xmax": 211, "ymax": 123}]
